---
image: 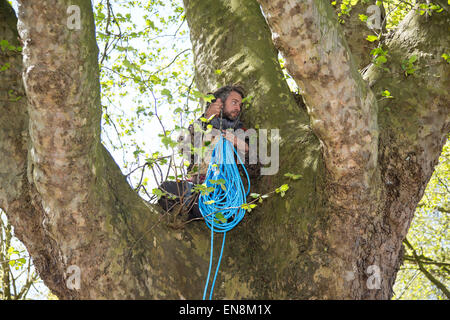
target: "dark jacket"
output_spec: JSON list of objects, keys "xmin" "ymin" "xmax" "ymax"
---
[{"xmin": 178, "ymin": 114, "xmax": 261, "ymax": 186}]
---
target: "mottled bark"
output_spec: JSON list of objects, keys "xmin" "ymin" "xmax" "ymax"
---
[
  {"xmin": 0, "ymin": 0, "xmax": 448, "ymax": 300},
  {"xmin": 0, "ymin": 0, "xmax": 71, "ymax": 298},
  {"xmin": 364, "ymin": 6, "xmax": 450, "ymax": 298},
  {"xmin": 255, "ymin": 0, "xmax": 448, "ymax": 299},
  {"xmin": 258, "ymin": 0, "xmax": 380, "ymax": 211}
]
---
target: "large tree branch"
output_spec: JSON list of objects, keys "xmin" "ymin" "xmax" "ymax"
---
[
  {"xmin": 0, "ymin": 0, "xmax": 76, "ymax": 298},
  {"xmin": 6, "ymin": 0, "xmax": 162, "ymax": 299},
  {"xmin": 258, "ymin": 0, "xmax": 380, "ymax": 209},
  {"xmin": 364, "ymin": 7, "xmax": 449, "ymax": 234},
  {"xmin": 0, "ymin": 0, "xmax": 27, "ymax": 212},
  {"xmin": 348, "ymin": 7, "xmax": 449, "ymax": 299},
  {"xmin": 17, "ymin": 0, "xmax": 102, "ymax": 227}
]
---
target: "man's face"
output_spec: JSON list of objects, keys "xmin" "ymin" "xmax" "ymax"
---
[{"xmin": 223, "ymin": 91, "xmax": 243, "ymax": 120}]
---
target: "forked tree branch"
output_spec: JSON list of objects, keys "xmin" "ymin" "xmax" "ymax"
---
[{"xmin": 258, "ymin": 0, "xmax": 380, "ymax": 208}]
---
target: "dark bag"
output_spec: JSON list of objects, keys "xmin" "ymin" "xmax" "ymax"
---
[{"xmin": 157, "ymin": 181, "xmax": 202, "ymax": 219}]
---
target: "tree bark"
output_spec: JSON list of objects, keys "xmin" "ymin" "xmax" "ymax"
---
[
  {"xmin": 332, "ymin": 0, "xmax": 387, "ymax": 71},
  {"xmin": 0, "ymin": 0, "xmax": 448, "ymax": 299}
]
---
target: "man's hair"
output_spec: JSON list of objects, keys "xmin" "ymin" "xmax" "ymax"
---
[
  {"xmin": 211, "ymin": 85, "xmax": 246, "ymax": 103},
  {"xmin": 205, "ymin": 85, "xmax": 246, "ymax": 111}
]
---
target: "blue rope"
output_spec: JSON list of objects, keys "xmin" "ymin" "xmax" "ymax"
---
[{"xmin": 199, "ymin": 134, "xmax": 250, "ymax": 300}]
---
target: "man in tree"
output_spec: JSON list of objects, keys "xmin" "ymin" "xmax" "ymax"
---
[{"xmin": 158, "ymin": 85, "xmax": 261, "ymax": 220}]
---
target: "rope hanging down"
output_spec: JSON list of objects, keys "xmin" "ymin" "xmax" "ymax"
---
[{"xmin": 199, "ymin": 134, "xmax": 250, "ymax": 300}]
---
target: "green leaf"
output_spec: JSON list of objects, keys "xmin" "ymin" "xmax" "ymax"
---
[
  {"xmin": 0, "ymin": 62, "xmax": 10, "ymax": 72},
  {"xmin": 161, "ymin": 88, "xmax": 172, "ymax": 99},
  {"xmin": 409, "ymin": 55, "xmax": 417, "ymax": 63},
  {"xmin": 192, "ymin": 90, "xmax": 203, "ymax": 99},
  {"xmin": 381, "ymin": 90, "xmax": 393, "ymax": 98},
  {"xmin": 241, "ymin": 203, "xmax": 257, "ymax": 212},
  {"xmin": 0, "ymin": 39, "xmax": 9, "ymax": 51},
  {"xmin": 133, "ymin": 149, "xmax": 144, "ymax": 158},
  {"xmin": 284, "ymin": 173, "xmax": 302, "ymax": 180},
  {"xmin": 149, "ymin": 75, "xmax": 161, "ymax": 85},
  {"xmin": 215, "ymin": 212, "xmax": 227, "ymax": 223},
  {"xmin": 275, "ymin": 184, "xmax": 289, "ymax": 197},
  {"xmin": 152, "ymin": 188, "xmax": 163, "ymax": 199},
  {"xmin": 370, "ymin": 47, "xmax": 386, "ymax": 57},
  {"xmin": 123, "ymin": 58, "xmax": 134, "ymax": 70},
  {"xmin": 366, "ymin": 35, "xmax": 379, "ymax": 42},
  {"xmin": 161, "ymin": 136, "xmax": 175, "ymax": 148},
  {"xmin": 375, "ymin": 55, "xmax": 387, "ymax": 64}
]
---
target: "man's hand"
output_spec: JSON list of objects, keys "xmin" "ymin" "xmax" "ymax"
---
[
  {"xmin": 204, "ymin": 98, "xmax": 223, "ymax": 120},
  {"xmin": 222, "ymin": 130, "xmax": 249, "ymax": 153}
]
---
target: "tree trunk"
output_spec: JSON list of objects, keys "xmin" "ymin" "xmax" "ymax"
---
[{"xmin": 0, "ymin": 0, "xmax": 448, "ymax": 299}]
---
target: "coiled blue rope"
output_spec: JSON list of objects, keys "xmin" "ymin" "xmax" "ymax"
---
[{"xmin": 199, "ymin": 134, "xmax": 250, "ymax": 300}]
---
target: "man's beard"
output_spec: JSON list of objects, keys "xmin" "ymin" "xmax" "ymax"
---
[{"xmin": 223, "ymin": 110, "xmax": 240, "ymax": 120}]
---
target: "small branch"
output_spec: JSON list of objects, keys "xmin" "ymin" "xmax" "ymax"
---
[
  {"xmin": 402, "ymin": 255, "xmax": 450, "ymax": 268},
  {"xmin": 404, "ymin": 239, "xmax": 450, "ymax": 299}
]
